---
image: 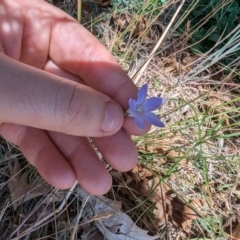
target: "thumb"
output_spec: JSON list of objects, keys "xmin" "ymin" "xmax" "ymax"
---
[{"xmin": 0, "ymin": 55, "xmax": 123, "ymax": 136}]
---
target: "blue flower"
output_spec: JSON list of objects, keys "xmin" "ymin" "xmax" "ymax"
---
[{"xmin": 127, "ymin": 84, "xmax": 165, "ymax": 130}]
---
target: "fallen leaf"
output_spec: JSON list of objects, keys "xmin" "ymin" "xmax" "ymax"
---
[
  {"xmin": 82, "ymin": 3, "xmax": 92, "ymax": 13},
  {"xmin": 80, "ymin": 2, "xmax": 94, "ymax": 27},
  {"xmin": 181, "ymin": 198, "xmax": 204, "ymax": 233},
  {"xmin": 118, "ymin": 164, "xmax": 154, "ymax": 201},
  {"xmin": 132, "ymin": 16, "xmax": 146, "ymax": 37},
  {"xmin": 131, "ymin": 164, "xmax": 153, "ymax": 180},
  {"xmin": 78, "ymin": 188, "xmax": 158, "ymax": 240},
  {"xmin": 112, "ymin": 12, "xmax": 132, "ymax": 31},
  {"xmin": 233, "ymin": 223, "xmax": 240, "ymax": 239},
  {"xmin": 112, "ymin": 12, "xmax": 146, "ymax": 38},
  {"xmin": 82, "ymin": 230, "xmax": 104, "ymax": 240},
  {"xmin": 142, "ymin": 178, "xmax": 171, "ymax": 226},
  {"xmin": 99, "ymin": 0, "xmax": 111, "ymax": 7},
  {"xmin": 181, "ymin": 219, "xmax": 192, "ymax": 234},
  {"xmin": 182, "ymin": 198, "xmax": 203, "ymax": 221},
  {"xmin": 8, "ymin": 159, "xmax": 63, "ymax": 210}
]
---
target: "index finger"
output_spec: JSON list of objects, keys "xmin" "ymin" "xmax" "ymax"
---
[
  {"xmin": 50, "ymin": 20, "xmax": 136, "ymax": 110},
  {"xmin": 39, "ymin": 0, "xmax": 149, "ymax": 134}
]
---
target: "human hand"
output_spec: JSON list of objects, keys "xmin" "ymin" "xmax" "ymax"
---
[{"xmin": 0, "ymin": 0, "xmax": 149, "ymax": 195}]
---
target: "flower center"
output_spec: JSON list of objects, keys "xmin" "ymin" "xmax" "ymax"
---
[{"xmin": 137, "ymin": 105, "xmax": 143, "ymax": 112}]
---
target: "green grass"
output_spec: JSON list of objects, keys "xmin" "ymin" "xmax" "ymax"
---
[{"xmin": 0, "ymin": 0, "xmax": 240, "ymax": 239}]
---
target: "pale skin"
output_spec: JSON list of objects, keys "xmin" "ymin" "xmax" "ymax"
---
[{"xmin": 0, "ymin": 0, "xmax": 150, "ymax": 195}]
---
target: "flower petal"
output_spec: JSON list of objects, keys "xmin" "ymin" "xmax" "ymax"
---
[
  {"xmin": 134, "ymin": 115, "xmax": 145, "ymax": 130},
  {"xmin": 142, "ymin": 97, "xmax": 165, "ymax": 111},
  {"xmin": 141, "ymin": 112, "xmax": 165, "ymax": 127},
  {"xmin": 129, "ymin": 98, "xmax": 137, "ymax": 111},
  {"xmin": 137, "ymin": 84, "xmax": 147, "ymax": 104}
]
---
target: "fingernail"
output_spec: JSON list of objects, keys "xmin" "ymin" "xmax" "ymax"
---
[{"xmin": 101, "ymin": 103, "xmax": 122, "ymax": 132}]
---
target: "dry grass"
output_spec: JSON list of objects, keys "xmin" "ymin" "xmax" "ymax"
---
[{"xmin": 0, "ymin": 0, "xmax": 240, "ymax": 239}]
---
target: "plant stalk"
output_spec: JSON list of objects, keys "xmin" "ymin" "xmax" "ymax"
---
[{"xmin": 77, "ymin": 0, "xmax": 81, "ymax": 23}]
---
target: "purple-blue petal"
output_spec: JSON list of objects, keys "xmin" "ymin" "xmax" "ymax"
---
[
  {"xmin": 141, "ymin": 112, "xmax": 165, "ymax": 127},
  {"xmin": 142, "ymin": 97, "xmax": 165, "ymax": 111},
  {"xmin": 129, "ymin": 98, "xmax": 137, "ymax": 111},
  {"xmin": 137, "ymin": 84, "xmax": 147, "ymax": 104},
  {"xmin": 134, "ymin": 115, "xmax": 146, "ymax": 130}
]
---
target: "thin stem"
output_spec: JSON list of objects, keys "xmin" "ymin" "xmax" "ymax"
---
[{"xmin": 77, "ymin": 0, "xmax": 81, "ymax": 23}]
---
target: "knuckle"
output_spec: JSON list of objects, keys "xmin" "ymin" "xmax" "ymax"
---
[{"xmin": 56, "ymin": 85, "xmax": 90, "ymax": 128}]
